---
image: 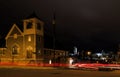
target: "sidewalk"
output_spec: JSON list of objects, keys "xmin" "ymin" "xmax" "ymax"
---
[
  {"xmin": 0, "ymin": 65, "xmax": 57, "ymax": 70},
  {"xmin": 0, "ymin": 62, "xmax": 69, "ymax": 70}
]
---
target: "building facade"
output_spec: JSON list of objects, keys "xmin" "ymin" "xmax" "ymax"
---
[{"xmin": 0, "ymin": 13, "xmax": 68, "ymax": 64}]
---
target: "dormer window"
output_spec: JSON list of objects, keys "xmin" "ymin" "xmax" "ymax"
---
[{"xmin": 27, "ymin": 22, "xmax": 33, "ymax": 29}]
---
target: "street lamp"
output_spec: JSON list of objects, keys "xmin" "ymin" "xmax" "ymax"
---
[
  {"xmin": 87, "ymin": 51, "xmax": 91, "ymax": 61},
  {"xmin": 87, "ymin": 51, "xmax": 91, "ymax": 55}
]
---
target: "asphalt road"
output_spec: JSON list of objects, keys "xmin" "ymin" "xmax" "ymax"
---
[{"xmin": 0, "ymin": 68, "xmax": 120, "ymax": 77}]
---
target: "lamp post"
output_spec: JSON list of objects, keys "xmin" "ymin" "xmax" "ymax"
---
[{"xmin": 87, "ymin": 51, "xmax": 91, "ymax": 61}]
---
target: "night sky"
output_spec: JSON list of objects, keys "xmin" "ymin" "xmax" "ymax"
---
[{"xmin": 0, "ymin": 0, "xmax": 120, "ymax": 52}]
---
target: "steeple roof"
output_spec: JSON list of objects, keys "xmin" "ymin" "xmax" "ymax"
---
[{"xmin": 26, "ymin": 12, "xmax": 40, "ymax": 19}]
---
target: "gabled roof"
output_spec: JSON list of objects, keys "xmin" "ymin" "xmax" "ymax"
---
[{"xmin": 5, "ymin": 24, "xmax": 23, "ymax": 39}]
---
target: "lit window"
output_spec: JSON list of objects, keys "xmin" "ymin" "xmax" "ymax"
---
[
  {"xmin": 14, "ymin": 33, "xmax": 17, "ymax": 39},
  {"xmin": 28, "ymin": 36, "xmax": 31, "ymax": 42}
]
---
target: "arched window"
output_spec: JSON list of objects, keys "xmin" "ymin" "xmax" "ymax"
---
[
  {"xmin": 26, "ymin": 46, "xmax": 33, "ymax": 58},
  {"xmin": 27, "ymin": 50, "xmax": 32, "ymax": 58},
  {"xmin": 12, "ymin": 45, "xmax": 19, "ymax": 55}
]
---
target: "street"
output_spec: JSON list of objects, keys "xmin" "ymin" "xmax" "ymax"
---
[{"xmin": 0, "ymin": 68, "xmax": 120, "ymax": 77}]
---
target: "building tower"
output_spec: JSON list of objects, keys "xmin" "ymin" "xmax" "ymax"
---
[{"xmin": 23, "ymin": 13, "xmax": 44, "ymax": 63}]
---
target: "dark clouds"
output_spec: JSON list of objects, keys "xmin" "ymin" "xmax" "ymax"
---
[{"xmin": 0, "ymin": 0, "xmax": 120, "ymax": 50}]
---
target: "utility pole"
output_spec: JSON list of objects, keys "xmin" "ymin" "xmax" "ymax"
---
[{"xmin": 52, "ymin": 8, "xmax": 56, "ymax": 64}]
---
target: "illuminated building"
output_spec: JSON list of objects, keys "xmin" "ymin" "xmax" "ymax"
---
[{"xmin": 0, "ymin": 13, "xmax": 68, "ymax": 64}]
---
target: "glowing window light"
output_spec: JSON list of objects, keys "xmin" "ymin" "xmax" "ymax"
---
[{"xmin": 28, "ymin": 36, "xmax": 31, "ymax": 42}]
